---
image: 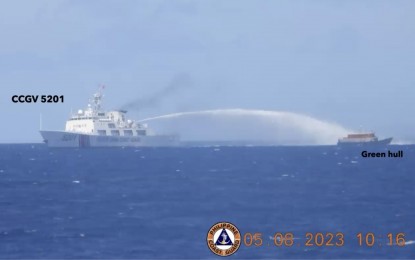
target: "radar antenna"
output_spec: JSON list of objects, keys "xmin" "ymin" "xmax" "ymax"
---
[{"xmin": 90, "ymin": 84, "xmax": 106, "ymax": 113}]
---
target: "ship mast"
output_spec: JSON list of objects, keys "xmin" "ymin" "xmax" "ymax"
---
[{"xmin": 89, "ymin": 85, "xmax": 105, "ymax": 114}]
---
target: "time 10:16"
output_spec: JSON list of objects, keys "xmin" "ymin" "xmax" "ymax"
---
[{"xmin": 356, "ymin": 233, "xmax": 405, "ymax": 247}]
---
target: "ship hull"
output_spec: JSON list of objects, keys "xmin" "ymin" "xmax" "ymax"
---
[
  {"xmin": 337, "ymin": 137, "xmax": 393, "ymax": 147},
  {"xmin": 40, "ymin": 130, "xmax": 179, "ymax": 147}
]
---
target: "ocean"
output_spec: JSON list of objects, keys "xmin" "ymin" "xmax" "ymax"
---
[{"xmin": 0, "ymin": 144, "xmax": 414, "ymax": 259}]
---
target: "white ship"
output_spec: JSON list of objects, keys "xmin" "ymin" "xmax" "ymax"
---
[{"xmin": 40, "ymin": 89, "xmax": 179, "ymax": 147}]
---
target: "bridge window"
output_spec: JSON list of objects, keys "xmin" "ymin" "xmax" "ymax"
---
[
  {"xmin": 98, "ymin": 130, "xmax": 106, "ymax": 136},
  {"xmin": 136, "ymin": 130, "xmax": 146, "ymax": 136},
  {"xmin": 124, "ymin": 130, "xmax": 133, "ymax": 136},
  {"xmin": 108, "ymin": 123, "xmax": 116, "ymax": 128},
  {"xmin": 111, "ymin": 130, "xmax": 120, "ymax": 136}
]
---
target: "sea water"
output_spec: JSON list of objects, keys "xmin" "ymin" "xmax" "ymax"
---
[{"xmin": 0, "ymin": 144, "xmax": 414, "ymax": 258}]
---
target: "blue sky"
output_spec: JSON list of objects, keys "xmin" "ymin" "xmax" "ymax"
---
[{"xmin": 1, "ymin": 0, "xmax": 414, "ymax": 142}]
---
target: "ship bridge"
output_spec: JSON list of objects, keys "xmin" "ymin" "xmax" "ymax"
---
[{"xmin": 65, "ymin": 89, "xmax": 147, "ymax": 136}]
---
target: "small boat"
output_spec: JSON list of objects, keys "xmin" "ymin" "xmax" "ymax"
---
[{"xmin": 337, "ymin": 132, "xmax": 392, "ymax": 146}]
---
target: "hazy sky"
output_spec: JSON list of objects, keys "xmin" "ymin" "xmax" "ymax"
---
[{"xmin": 1, "ymin": 0, "xmax": 414, "ymax": 143}]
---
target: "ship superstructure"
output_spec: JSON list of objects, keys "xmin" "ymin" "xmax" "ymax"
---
[{"xmin": 40, "ymin": 89, "xmax": 179, "ymax": 147}]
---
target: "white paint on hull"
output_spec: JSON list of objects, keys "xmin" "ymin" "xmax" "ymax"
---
[{"xmin": 40, "ymin": 130, "xmax": 179, "ymax": 147}]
